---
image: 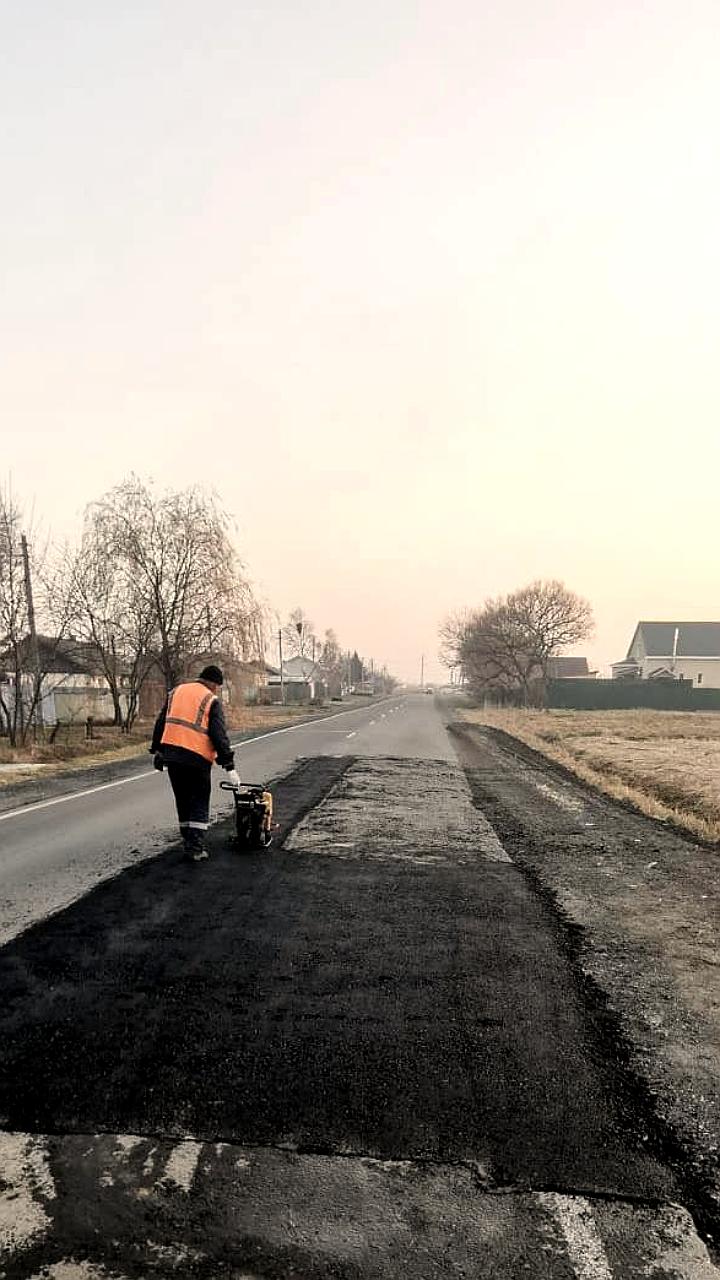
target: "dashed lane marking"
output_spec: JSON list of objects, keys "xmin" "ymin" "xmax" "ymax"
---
[{"xmin": 0, "ymin": 700, "xmax": 402, "ymax": 824}]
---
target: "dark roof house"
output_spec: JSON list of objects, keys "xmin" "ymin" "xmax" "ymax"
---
[
  {"xmin": 546, "ymin": 656, "xmax": 595, "ymax": 679},
  {"xmin": 611, "ymin": 621, "xmax": 720, "ymax": 685},
  {"xmin": 0, "ymin": 635, "xmax": 111, "ymax": 678},
  {"xmin": 627, "ymin": 621, "xmax": 720, "ymax": 659}
]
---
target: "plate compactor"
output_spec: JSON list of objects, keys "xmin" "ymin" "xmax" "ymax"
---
[{"xmin": 220, "ymin": 780, "xmax": 274, "ymax": 851}]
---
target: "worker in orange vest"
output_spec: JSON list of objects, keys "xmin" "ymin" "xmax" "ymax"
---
[{"xmin": 150, "ymin": 664, "xmax": 241, "ymax": 862}]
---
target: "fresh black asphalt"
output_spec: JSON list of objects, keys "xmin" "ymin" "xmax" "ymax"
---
[{"xmin": 0, "ymin": 754, "xmax": 677, "ymax": 1204}]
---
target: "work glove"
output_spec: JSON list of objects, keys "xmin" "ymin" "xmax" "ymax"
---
[
  {"xmin": 225, "ymin": 768, "xmax": 241, "ymax": 789},
  {"xmin": 153, "ymin": 752, "xmax": 164, "ymax": 772}
]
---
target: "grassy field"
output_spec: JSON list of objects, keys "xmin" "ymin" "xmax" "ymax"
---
[{"xmin": 459, "ymin": 706, "xmax": 720, "ymax": 844}]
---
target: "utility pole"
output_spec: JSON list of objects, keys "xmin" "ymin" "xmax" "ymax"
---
[
  {"xmin": 21, "ymin": 533, "xmax": 44, "ymax": 731},
  {"xmin": 278, "ymin": 628, "xmax": 285, "ymax": 705},
  {"xmin": 420, "ymin": 654, "xmax": 424, "ymax": 689}
]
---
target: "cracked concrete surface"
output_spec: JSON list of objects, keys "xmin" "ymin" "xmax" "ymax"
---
[{"xmin": 2, "ymin": 1131, "xmax": 719, "ymax": 1280}]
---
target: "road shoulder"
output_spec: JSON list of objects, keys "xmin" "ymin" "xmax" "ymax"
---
[{"xmin": 452, "ymin": 719, "xmax": 720, "ymax": 1239}]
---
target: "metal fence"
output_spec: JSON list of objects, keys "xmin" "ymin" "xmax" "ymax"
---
[{"xmin": 547, "ymin": 678, "xmax": 720, "ymax": 712}]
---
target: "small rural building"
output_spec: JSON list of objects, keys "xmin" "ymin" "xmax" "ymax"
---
[
  {"xmin": 546, "ymin": 656, "xmax": 596, "ymax": 680},
  {"xmin": 266, "ymin": 656, "xmax": 328, "ymax": 704},
  {"xmin": 0, "ymin": 635, "xmax": 127, "ymax": 727},
  {"xmin": 612, "ymin": 622, "xmax": 720, "ymax": 688},
  {"xmin": 139, "ymin": 653, "xmax": 278, "ymax": 719}
]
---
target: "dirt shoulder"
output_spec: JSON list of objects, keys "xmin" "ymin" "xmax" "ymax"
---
[
  {"xmin": 457, "ymin": 704, "xmax": 720, "ymax": 846},
  {"xmin": 452, "ymin": 719, "xmax": 720, "ymax": 1231}
]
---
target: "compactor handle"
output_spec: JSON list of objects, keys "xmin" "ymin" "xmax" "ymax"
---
[{"xmin": 220, "ymin": 780, "xmax": 265, "ymax": 791}]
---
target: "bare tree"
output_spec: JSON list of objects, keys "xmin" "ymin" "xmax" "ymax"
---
[
  {"xmin": 509, "ymin": 579, "xmax": 594, "ymax": 699},
  {"xmin": 89, "ymin": 477, "xmax": 260, "ymax": 692},
  {"xmin": 282, "ymin": 608, "xmax": 316, "ymax": 661},
  {"xmin": 317, "ymin": 628, "xmax": 341, "ymax": 674},
  {"xmin": 65, "ymin": 524, "xmax": 127, "ymax": 728},
  {"xmin": 441, "ymin": 580, "xmax": 593, "ymax": 706},
  {"xmin": 316, "ymin": 627, "xmax": 345, "ymax": 693},
  {"xmin": 0, "ymin": 482, "xmax": 73, "ymax": 744},
  {"xmin": 438, "ymin": 609, "xmax": 473, "ymax": 674},
  {"xmin": 0, "ymin": 483, "xmax": 28, "ymax": 744}
]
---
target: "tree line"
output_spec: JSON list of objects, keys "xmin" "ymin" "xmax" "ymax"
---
[
  {"xmin": 0, "ymin": 476, "xmax": 390, "ymax": 745},
  {"xmin": 440, "ymin": 579, "xmax": 594, "ymax": 705}
]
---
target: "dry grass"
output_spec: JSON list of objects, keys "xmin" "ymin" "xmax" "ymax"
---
[
  {"xmin": 458, "ymin": 706, "xmax": 720, "ymax": 844},
  {"xmin": 0, "ymin": 724, "xmax": 148, "ymax": 768}
]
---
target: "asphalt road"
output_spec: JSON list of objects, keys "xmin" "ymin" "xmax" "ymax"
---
[
  {"xmin": 1, "ymin": 697, "xmax": 718, "ymax": 1277},
  {"xmin": 0, "ymin": 695, "xmax": 446, "ymax": 946}
]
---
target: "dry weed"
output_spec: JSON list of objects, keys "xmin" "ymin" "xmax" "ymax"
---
[{"xmin": 459, "ymin": 706, "xmax": 720, "ymax": 845}]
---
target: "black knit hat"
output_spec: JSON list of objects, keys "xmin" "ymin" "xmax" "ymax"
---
[{"xmin": 199, "ymin": 664, "xmax": 224, "ymax": 685}]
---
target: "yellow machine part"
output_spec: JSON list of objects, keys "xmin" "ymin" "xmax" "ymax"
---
[{"xmin": 262, "ymin": 791, "xmax": 273, "ymax": 833}]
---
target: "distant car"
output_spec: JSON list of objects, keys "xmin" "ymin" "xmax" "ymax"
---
[{"xmin": 425, "ymin": 687, "xmax": 433, "ymax": 694}]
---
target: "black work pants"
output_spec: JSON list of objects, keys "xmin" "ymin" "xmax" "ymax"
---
[{"xmin": 166, "ymin": 762, "xmax": 212, "ymax": 851}]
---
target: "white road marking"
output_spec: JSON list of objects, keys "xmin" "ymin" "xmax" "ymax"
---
[
  {"xmin": 162, "ymin": 1140, "xmax": 202, "ymax": 1193},
  {"xmin": 0, "ymin": 1134, "xmax": 54, "ymax": 1251},
  {"xmin": 0, "ymin": 699, "xmax": 401, "ymax": 824},
  {"xmin": 0, "ymin": 770, "xmax": 154, "ymax": 823},
  {"xmin": 4, "ymin": 1131, "xmax": 719, "ymax": 1277},
  {"xmin": 346, "ymin": 731, "xmax": 357, "ymax": 739},
  {"xmin": 539, "ymin": 1194, "xmax": 613, "ymax": 1279}
]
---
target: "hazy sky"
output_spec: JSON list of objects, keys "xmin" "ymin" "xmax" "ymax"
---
[{"xmin": 3, "ymin": 1, "xmax": 720, "ymax": 682}]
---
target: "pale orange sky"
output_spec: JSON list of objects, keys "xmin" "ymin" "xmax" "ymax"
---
[{"xmin": 3, "ymin": 1, "xmax": 720, "ymax": 682}]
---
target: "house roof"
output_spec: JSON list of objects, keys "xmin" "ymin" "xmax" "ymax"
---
[
  {"xmin": 547, "ymin": 656, "xmax": 591, "ymax": 678},
  {"xmin": 629, "ymin": 622, "xmax": 720, "ymax": 659},
  {"xmin": 282, "ymin": 656, "xmax": 319, "ymax": 678},
  {"xmin": 1, "ymin": 635, "xmax": 109, "ymax": 676}
]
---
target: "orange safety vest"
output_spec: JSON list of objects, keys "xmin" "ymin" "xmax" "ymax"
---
[{"xmin": 161, "ymin": 681, "xmax": 217, "ymax": 763}]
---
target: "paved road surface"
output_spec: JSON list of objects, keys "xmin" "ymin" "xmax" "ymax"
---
[
  {"xmin": 1, "ymin": 697, "xmax": 718, "ymax": 1277},
  {"xmin": 0, "ymin": 696, "xmax": 445, "ymax": 946}
]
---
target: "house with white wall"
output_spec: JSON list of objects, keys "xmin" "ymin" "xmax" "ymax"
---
[
  {"xmin": 0, "ymin": 635, "xmax": 127, "ymax": 728},
  {"xmin": 611, "ymin": 622, "xmax": 720, "ymax": 688}
]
